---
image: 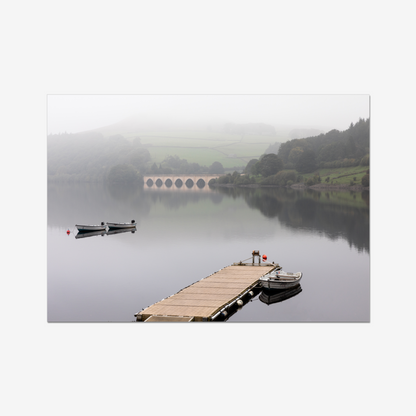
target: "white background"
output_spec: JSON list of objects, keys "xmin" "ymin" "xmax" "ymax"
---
[{"xmin": 2, "ymin": 1, "xmax": 414, "ymax": 415}]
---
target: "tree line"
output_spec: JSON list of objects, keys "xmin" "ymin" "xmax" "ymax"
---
[
  {"xmin": 209, "ymin": 118, "xmax": 369, "ymax": 187},
  {"xmin": 277, "ymin": 118, "xmax": 369, "ymax": 171}
]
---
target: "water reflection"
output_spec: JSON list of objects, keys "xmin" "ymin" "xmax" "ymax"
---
[
  {"xmin": 75, "ymin": 227, "xmax": 136, "ymax": 239},
  {"xmin": 214, "ymin": 186, "xmax": 369, "ymax": 252},
  {"xmin": 48, "ymin": 182, "xmax": 369, "ymax": 253},
  {"xmin": 106, "ymin": 228, "xmax": 136, "ymax": 236},
  {"xmin": 75, "ymin": 229, "xmax": 107, "ymax": 239},
  {"xmin": 259, "ymin": 284, "xmax": 303, "ymax": 305}
]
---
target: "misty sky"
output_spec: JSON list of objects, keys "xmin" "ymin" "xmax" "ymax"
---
[{"xmin": 47, "ymin": 94, "xmax": 369, "ymax": 135}]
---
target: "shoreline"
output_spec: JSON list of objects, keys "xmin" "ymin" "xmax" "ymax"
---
[{"xmin": 210, "ymin": 183, "xmax": 370, "ymax": 191}]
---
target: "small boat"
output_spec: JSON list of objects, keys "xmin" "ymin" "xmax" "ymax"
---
[
  {"xmin": 259, "ymin": 269, "xmax": 303, "ymax": 289},
  {"xmin": 76, "ymin": 222, "xmax": 106, "ymax": 232},
  {"xmin": 106, "ymin": 220, "xmax": 136, "ymax": 230},
  {"xmin": 259, "ymin": 284, "xmax": 302, "ymax": 305}
]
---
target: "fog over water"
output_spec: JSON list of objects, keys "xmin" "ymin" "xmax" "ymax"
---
[{"xmin": 47, "ymin": 95, "xmax": 370, "ymax": 135}]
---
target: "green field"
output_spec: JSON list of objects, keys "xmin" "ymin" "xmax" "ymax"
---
[
  {"xmin": 302, "ymin": 165, "xmax": 369, "ymax": 185},
  {"xmin": 95, "ymin": 124, "xmax": 291, "ymax": 169},
  {"xmin": 132, "ymin": 131, "xmax": 282, "ymax": 168}
]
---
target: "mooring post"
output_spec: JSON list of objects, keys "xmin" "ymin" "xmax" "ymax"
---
[{"xmin": 252, "ymin": 250, "xmax": 260, "ymax": 265}]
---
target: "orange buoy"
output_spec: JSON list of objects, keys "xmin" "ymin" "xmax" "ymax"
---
[
  {"xmin": 67, "ymin": 230, "xmax": 70, "ymax": 235},
  {"xmin": 262, "ymin": 254, "xmax": 267, "ymax": 261}
]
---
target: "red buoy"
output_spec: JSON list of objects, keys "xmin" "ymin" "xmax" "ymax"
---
[
  {"xmin": 67, "ymin": 230, "xmax": 70, "ymax": 235},
  {"xmin": 262, "ymin": 254, "xmax": 267, "ymax": 261}
]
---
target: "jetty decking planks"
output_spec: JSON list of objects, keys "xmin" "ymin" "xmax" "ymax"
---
[{"xmin": 136, "ymin": 263, "xmax": 277, "ymax": 321}]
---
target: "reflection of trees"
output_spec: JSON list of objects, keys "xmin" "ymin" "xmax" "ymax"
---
[
  {"xmin": 245, "ymin": 192, "xmax": 283, "ymax": 218},
  {"xmin": 294, "ymin": 198, "xmax": 316, "ymax": 222},
  {"xmin": 361, "ymin": 190, "xmax": 369, "ymax": 207},
  {"xmin": 231, "ymin": 187, "xmax": 369, "ymax": 253}
]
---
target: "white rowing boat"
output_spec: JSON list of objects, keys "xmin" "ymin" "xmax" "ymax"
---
[
  {"xmin": 76, "ymin": 222, "xmax": 106, "ymax": 232},
  {"xmin": 106, "ymin": 220, "xmax": 136, "ymax": 230},
  {"xmin": 259, "ymin": 269, "xmax": 303, "ymax": 289}
]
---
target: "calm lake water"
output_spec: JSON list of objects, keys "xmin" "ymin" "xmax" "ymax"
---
[{"xmin": 47, "ymin": 181, "xmax": 370, "ymax": 322}]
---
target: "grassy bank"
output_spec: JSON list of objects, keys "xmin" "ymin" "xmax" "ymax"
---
[{"xmin": 301, "ymin": 165, "xmax": 369, "ymax": 186}]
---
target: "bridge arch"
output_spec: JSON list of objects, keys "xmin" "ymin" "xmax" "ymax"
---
[{"xmin": 143, "ymin": 174, "xmax": 223, "ymax": 190}]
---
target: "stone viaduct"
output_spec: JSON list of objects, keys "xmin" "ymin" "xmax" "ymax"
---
[{"xmin": 142, "ymin": 174, "xmax": 223, "ymax": 191}]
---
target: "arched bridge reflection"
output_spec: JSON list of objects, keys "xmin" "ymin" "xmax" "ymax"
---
[{"xmin": 143, "ymin": 174, "xmax": 223, "ymax": 192}]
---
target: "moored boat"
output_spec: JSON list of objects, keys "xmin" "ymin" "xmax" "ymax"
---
[
  {"xmin": 259, "ymin": 269, "xmax": 303, "ymax": 289},
  {"xmin": 106, "ymin": 220, "xmax": 136, "ymax": 230},
  {"xmin": 76, "ymin": 222, "xmax": 106, "ymax": 232}
]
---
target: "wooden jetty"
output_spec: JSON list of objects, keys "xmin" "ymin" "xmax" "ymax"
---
[{"xmin": 135, "ymin": 251, "xmax": 280, "ymax": 322}]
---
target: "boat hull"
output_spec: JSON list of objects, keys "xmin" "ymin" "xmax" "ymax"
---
[
  {"xmin": 259, "ymin": 271, "xmax": 303, "ymax": 289},
  {"xmin": 76, "ymin": 224, "xmax": 106, "ymax": 232},
  {"xmin": 106, "ymin": 222, "xmax": 136, "ymax": 230}
]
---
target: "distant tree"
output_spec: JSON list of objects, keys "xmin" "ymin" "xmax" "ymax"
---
[
  {"xmin": 317, "ymin": 142, "xmax": 346, "ymax": 162},
  {"xmin": 244, "ymin": 159, "xmax": 259, "ymax": 174},
  {"xmin": 163, "ymin": 155, "xmax": 183, "ymax": 169},
  {"xmin": 361, "ymin": 173, "xmax": 369, "ymax": 187},
  {"xmin": 260, "ymin": 169, "xmax": 297, "ymax": 186},
  {"xmin": 257, "ymin": 154, "xmax": 284, "ymax": 177},
  {"xmin": 288, "ymin": 146, "xmax": 304, "ymax": 164},
  {"xmin": 186, "ymin": 162, "xmax": 202, "ymax": 174},
  {"xmin": 127, "ymin": 148, "xmax": 151, "ymax": 170},
  {"xmin": 346, "ymin": 136, "xmax": 357, "ymax": 158},
  {"xmin": 209, "ymin": 161, "xmax": 225, "ymax": 174},
  {"xmin": 234, "ymin": 174, "xmax": 254, "ymax": 185},
  {"xmin": 360, "ymin": 154, "xmax": 369, "ymax": 166},
  {"xmin": 218, "ymin": 174, "xmax": 231, "ymax": 184},
  {"xmin": 150, "ymin": 163, "xmax": 159, "ymax": 174},
  {"xmin": 296, "ymin": 149, "xmax": 317, "ymax": 173}
]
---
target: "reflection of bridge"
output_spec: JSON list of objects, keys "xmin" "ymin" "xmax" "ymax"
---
[{"xmin": 143, "ymin": 174, "xmax": 223, "ymax": 192}]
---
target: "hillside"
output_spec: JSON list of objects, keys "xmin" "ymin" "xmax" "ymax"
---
[
  {"xmin": 93, "ymin": 118, "xmax": 289, "ymax": 169},
  {"xmin": 277, "ymin": 118, "xmax": 369, "ymax": 171}
]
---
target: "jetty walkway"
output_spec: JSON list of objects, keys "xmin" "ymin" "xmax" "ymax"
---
[{"xmin": 135, "ymin": 253, "xmax": 279, "ymax": 322}]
